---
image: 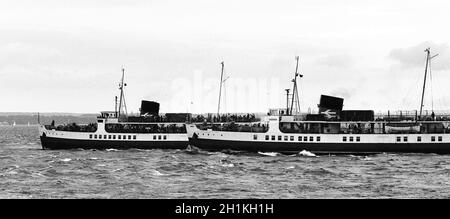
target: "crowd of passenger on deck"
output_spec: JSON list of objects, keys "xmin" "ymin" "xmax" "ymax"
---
[
  {"xmin": 127, "ymin": 115, "xmax": 187, "ymax": 123},
  {"xmin": 191, "ymin": 113, "xmax": 259, "ymax": 123},
  {"xmin": 197, "ymin": 122, "xmax": 268, "ymax": 133},
  {"xmin": 125, "ymin": 113, "xmax": 259, "ymax": 123},
  {"xmin": 105, "ymin": 123, "xmax": 186, "ymax": 133},
  {"xmin": 46, "ymin": 121, "xmax": 97, "ymax": 132}
]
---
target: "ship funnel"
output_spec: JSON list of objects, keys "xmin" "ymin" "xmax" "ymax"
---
[
  {"xmin": 318, "ymin": 95, "xmax": 344, "ymax": 119},
  {"xmin": 140, "ymin": 100, "xmax": 160, "ymax": 116}
]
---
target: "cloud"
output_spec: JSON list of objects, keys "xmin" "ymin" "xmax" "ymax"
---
[
  {"xmin": 315, "ymin": 54, "xmax": 353, "ymax": 68},
  {"xmin": 389, "ymin": 41, "xmax": 450, "ymax": 70}
]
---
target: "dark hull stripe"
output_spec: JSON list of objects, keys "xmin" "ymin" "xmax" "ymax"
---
[
  {"xmin": 188, "ymin": 138, "xmax": 450, "ymax": 154},
  {"xmin": 40, "ymin": 136, "xmax": 188, "ymax": 150}
]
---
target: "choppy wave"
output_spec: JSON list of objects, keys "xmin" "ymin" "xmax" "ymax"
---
[
  {"xmin": 298, "ymin": 150, "xmax": 317, "ymax": 157},
  {"xmin": 1, "ymin": 126, "xmax": 450, "ymax": 198},
  {"xmin": 258, "ymin": 152, "xmax": 280, "ymax": 157}
]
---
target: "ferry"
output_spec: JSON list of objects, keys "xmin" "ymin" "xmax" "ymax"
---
[
  {"xmin": 39, "ymin": 69, "xmax": 189, "ymax": 150},
  {"xmin": 186, "ymin": 49, "xmax": 450, "ymax": 154}
]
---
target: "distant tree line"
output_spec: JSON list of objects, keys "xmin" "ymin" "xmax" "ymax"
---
[{"xmin": 0, "ymin": 115, "xmax": 97, "ymax": 125}]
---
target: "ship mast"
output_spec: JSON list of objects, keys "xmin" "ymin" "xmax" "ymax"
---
[
  {"xmin": 419, "ymin": 48, "xmax": 439, "ymax": 120},
  {"xmin": 285, "ymin": 89, "xmax": 290, "ymax": 115},
  {"xmin": 114, "ymin": 96, "xmax": 118, "ymax": 117},
  {"xmin": 289, "ymin": 56, "xmax": 303, "ymax": 115},
  {"xmin": 217, "ymin": 61, "xmax": 225, "ymax": 117},
  {"xmin": 118, "ymin": 68, "xmax": 128, "ymax": 118}
]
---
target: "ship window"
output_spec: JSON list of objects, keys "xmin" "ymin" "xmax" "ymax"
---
[
  {"xmin": 316, "ymin": 136, "xmax": 321, "ymax": 142},
  {"xmin": 396, "ymin": 136, "xmax": 401, "ymax": 142},
  {"xmin": 431, "ymin": 136, "xmax": 435, "ymax": 142},
  {"xmin": 271, "ymin": 135, "xmax": 275, "ymax": 141},
  {"xmin": 153, "ymin": 135, "xmax": 156, "ymax": 140},
  {"xmin": 99, "ymin": 135, "xmax": 102, "ymax": 139},
  {"xmin": 89, "ymin": 134, "xmax": 92, "ymax": 139},
  {"xmin": 128, "ymin": 135, "xmax": 131, "ymax": 140},
  {"xmin": 310, "ymin": 136, "xmax": 314, "ymax": 141},
  {"xmin": 254, "ymin": 135, "xmax": 258, "ymax": 140},
  {"xmin": 104, "ymin": 135, "xmax": 107, "ymax": 139},
  {"xmin": 284, "ymin": 136, "xmax": 288, "ymax": 141},
  {"xmin": 403, "ymin": 136, "xmax": 408, "ymax": 142},
  {"xmin": 417, "ymin": 136, "xmax": 421, "ymax": 142},
  {"xmin": 108, "ymin": 135, "xmax": 111, "ymax": 139},
  {"xmin": 438, "ymin": 136, "xmax": 442, "ymax": 142},
  {"xmin": 97, "ymin": 120, "xmax": 103, "ymax": 123},
  {"xmin": 94, "ymin": 135, "xmax": 97, "ymax": 139},
  {"xmin": 343, "ymin": 136, "xmax": 347, "ymax": 142},
  {"xmin": 133, "ymin": 135, "xmax": 137, "ymax": 140},
  {"xmin": 298, "ymin": 136, "xmax": 302, "ymax": 141},
  {"xmin": 265, "ymin": 135, "xmax": 269, "ymax": 140},
  {"xmin": 290, "ymin": 136, "xmax": 294, "ymax": 141},
  {"xmin": 278, "ymin": 136, "xmax": 282, "ymax": 141},
  {"xmin": 349, "ymin": 136, "xmax": 354, "ymax": 142},
  {"xmin": 113, "ymin": 135, "xmax": 116, "ymax": 139},
  {"xmin": 118, "ymin": 135, "xmax": 121, "ymax": 139},
  {"xmin": 356, "ymin": 136, "xmax": 360, "ymax": 142},
  {"xmin": 158, "ymin": 135, "xmax": 161, "ymax": 140},
  {"xmin": 123, "ymin": 135, "xmax": 126, "ymax": 140},
  {"xmin": 304, "ymin": 136, "xmax": 308, "ymax": 141}
]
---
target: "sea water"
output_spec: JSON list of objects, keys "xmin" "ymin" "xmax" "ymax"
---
[{"xmin": 1, "ymin": 126, "xmax": 449, "ymax": 198}]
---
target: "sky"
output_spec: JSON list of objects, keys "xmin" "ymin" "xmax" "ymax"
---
[{"xmin": 0, "ymin": 0, "xmax": 449, "ymax": 114}]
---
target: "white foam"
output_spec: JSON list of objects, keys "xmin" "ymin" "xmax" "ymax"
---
[
  {"xmin": 153, "ymin": 170, "xmax": 167, "ymax": 176},
  {"xmin": 298, "ymin": 150, "xmax": 317, "ymax": 157},
  {"xmin": 217, "ymin": 153, "xmax": 229, "ymax": 158},
  {"xmin": 362, "ymin": 156, "xmax": 372, "ymax": 161},
  {"xmin": 286, "ymin": 166, "xmax": 295, "ymax": 169},
  {"xmin": 106, "ymin": 149, "xmax": 118, "ymax": 152},
  {"xmin": 60, "ymin": 158, "xmax": 72, "ymax": 162},
  {"xmin": 220, "ymin": 163, "xmax": 235, "ymax": 168},
  {"xmin": 258, "ymin": 152, "xmax": 279, "ymax": 157},
  {"xmin": 7, "ymin": 171, "xmax": 18, "ymax": 175}
]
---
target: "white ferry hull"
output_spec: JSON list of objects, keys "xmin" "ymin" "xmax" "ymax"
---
[
  {"xmin": 187, "ymin": 137, "xmax": 450, "ymax": 154},
  {"xmin": 186, "ymin": 122, "xmax": 450, "ymax": 154},
  {"xmin": 40, "ymin": 135, "xmax": 188, "ymax": 150},
  {"xmin": 39, "ymin": 125, "xmax": 188, "ymax": 150}
]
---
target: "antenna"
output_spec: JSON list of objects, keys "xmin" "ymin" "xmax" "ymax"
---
[
  {"xmin": 285, "ymin": 89, "xmax": 290, "ymax": 115},
  {"xmin": 217, "ymin": 61, "xmax": 225, "ymax": 117},
  {"xmin": 289, "ymin": 56, "xmax": 303, "ymax": 115}
]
